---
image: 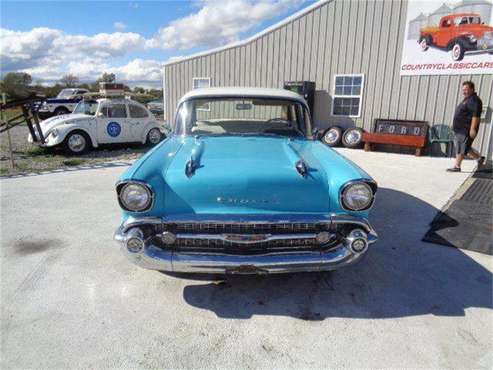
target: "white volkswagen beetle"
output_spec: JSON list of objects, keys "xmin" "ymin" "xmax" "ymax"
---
[{"xmin": 29, "ymin": 98, "xmax": 164, "ymax": 154}]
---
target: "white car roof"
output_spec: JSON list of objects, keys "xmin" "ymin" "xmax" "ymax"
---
[
  {"xmin": 179, "ymin": 87, "xmax": 307, "ymax": 105},
  {"xmin": 96, "ymin": 98, "xmax": 145, "ymax": 106}
]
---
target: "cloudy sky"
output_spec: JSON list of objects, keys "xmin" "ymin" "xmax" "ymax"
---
[{"xmin": 1, "ymin": 0, "xmax": 313, "ymax": 88}]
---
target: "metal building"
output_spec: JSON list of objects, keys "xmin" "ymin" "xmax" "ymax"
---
[{"xmin": 163, "ymin": 0, "xmax": 493, "ymax": 158}]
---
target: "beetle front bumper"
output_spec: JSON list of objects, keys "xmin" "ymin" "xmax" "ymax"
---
[{"xmin": 114, "ymin": 215, "xmax": 378, "ymax": 274}]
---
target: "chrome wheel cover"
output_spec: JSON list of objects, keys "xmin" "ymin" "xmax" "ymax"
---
[
  {"xmin": 452, "ymin": 44, "xmax": 461, "ymax": 60},
  {"xmin": 67, "ymin": 133, "xmax": 86, "ymax": 153},
  {"xmin": 148, "ymin": 129, "xmax": 161, "ymax": 144},
  {"xmin": 420, "ymin": 39, "xmax": 428, "ymax": 50},
  {"xmin": 323, "ymin": 129, "xmax": 339, "ymax": 144},
  {"xmin": 345, "ymin": 129, "xmax": 362, "ymax": 145}
]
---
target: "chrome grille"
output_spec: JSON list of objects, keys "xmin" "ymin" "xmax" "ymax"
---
[
  {"xmin": 160, "ymin": 222, "xmax": 328, "ymax": 234},
  {"xmin": 153, "ymin": 221, "xmax": 338, "ymax": 254}
]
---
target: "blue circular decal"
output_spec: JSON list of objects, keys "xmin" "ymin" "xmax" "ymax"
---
[{"xmin": 107, "ymin": 121, "xmax": 121, "ymax": 137}]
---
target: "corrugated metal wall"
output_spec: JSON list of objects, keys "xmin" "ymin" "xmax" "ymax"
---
[{"xmin": 164, "ymin": 0, "xmax": 493, "ymax": 158}]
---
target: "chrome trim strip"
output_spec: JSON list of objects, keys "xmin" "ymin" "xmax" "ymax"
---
[
  {"xmin": 121, "ymin": 217, "xmax": 163, "ymax": 233},
  {"xmin": 175, "ymin": 232, "xmax": 319, "ymax": 244}
]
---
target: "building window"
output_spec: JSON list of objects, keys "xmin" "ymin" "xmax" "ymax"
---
[
  {"xmin": 192, "ymin": 77, "xmax": 211, "ymax": 111},
  {"xmin": 332, "ymin": 74, "xmax": 364, "ymax": 117},
  {"xmin": 192, "ymin": 77, "xmax": 210, "ymax": 89}
]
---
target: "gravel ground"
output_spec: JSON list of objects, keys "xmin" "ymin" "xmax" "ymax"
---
[
  {"xmin": 0, "ymin": 125, "xmax": 151, "ymax": 176},
  {"xmin": 1, "ymin": 148, "xmax": 491, "ymax": 369}
]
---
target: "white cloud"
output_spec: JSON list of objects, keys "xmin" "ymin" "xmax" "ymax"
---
[
  {"xmin": 108, "ymin": 58, "xmax": 163, "ymax": 81},
  {"xmin": 0, "ymin": 27, "xmax": 147, "ymax": 81},
  {"xmin": 0, "ymin": 0, "xmax": 305, "ymax": 82},
  {"xmin": 147, "ymin": 0, "xmax": 305, "ymax": 50},
  {"xmin": 113, "ymin": 22, "xmax": 127, "ymax": 31}
]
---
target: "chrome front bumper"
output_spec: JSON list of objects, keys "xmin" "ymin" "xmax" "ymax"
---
[{"xmin": 114, "ymin": 215, "xmax": 378, "ymax": 274}]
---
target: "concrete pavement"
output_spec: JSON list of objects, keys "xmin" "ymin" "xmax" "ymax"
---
[{"xmin": 1, "ymin": 149, "xmax": 491, "ymax": 369}]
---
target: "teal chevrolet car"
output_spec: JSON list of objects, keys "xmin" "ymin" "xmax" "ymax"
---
[{"xmin": 114, "ymin": 87, "xmax": 378, "ymax": 275}]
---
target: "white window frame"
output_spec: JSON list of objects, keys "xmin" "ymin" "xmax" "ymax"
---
[
  {"xmin": 331, "ymin": 73, "xmax": 364, "ymax": 118},
  {"xmin": 192, "ymin": 77, "xmax": 211, "ymax": 89},
  {"xmin": 192, "ymin": 77, "xmax": 211, "ymax": 111}
]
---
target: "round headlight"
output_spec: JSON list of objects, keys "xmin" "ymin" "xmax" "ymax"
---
[
  {"xmin": 119, "ymin": 182, "xmax": 152, "ymax": 212},
  {"xmin": 341, "ymin": 182, "xmax": 374, "ymax": 211}
]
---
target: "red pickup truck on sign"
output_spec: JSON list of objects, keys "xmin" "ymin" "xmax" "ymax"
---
[{"xmin": 419, "ymin": 13, "xmax": 493, "ymax": 61}]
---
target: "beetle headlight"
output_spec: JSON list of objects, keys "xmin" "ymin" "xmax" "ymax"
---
[
  {"xmin": 341, "ymin": 181, "xmax": 375, "ymax": 211},
  {"xmin": 118, "ymin": 182, "xmax": 153, "ymax": 212}
]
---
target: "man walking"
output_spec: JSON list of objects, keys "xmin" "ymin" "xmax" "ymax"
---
[{"xmin": 447, "ymin": 81, "xmax": 485, "ymax": 172}]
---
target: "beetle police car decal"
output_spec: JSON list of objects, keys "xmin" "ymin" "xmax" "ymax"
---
[{"xmin": 107, "ymin": 122, "xmax": 121, "ymax": 137}]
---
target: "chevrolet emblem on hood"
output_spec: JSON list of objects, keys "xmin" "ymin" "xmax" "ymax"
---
[{"xmin": 216, "ymin": 197, "xmax": 279, "ymax": 205}]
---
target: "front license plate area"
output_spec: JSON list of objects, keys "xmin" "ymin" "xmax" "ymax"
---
[{"xmin": 225, "ymin": 265, "xmax": 268, "ymax": 275}]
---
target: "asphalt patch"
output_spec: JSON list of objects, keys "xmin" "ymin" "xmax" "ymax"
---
[{"xmin": 423, "ymin": 161, "xmax": 493, "ymax": 255}]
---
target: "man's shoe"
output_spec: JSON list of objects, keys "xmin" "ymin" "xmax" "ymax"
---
[
  {"xmin": 478, "ymin": 156, "xmax": 485, "ymax": 166},
  {"xmin": 446, "ymin": 167, "xmax": 461, "ymax": 172}
]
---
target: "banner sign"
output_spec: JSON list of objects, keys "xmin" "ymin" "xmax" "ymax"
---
[{"xmin": 400, "ymin": 0, "xmax": 493, "ymax": 75}]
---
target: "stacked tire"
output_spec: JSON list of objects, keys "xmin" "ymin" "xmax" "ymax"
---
[{"xmin": 320, "ymin": 126, "xmax": 364, "ymax": 149}]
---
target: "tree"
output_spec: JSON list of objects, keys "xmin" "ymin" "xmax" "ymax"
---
[
  {"xmin": 60, "ymin": 74, "xmax": 79, "ymax": 87},
  {"xmin": 2, "ymin": 72, "xmax": 32, "ymax": 86},
  {"xmin": 0, "ymin": 72, "xmax": 33, "ymax": 99},
  {"xmin": 133, "ymin": 86, "xmax": 145, "ymax": 94},
  {"xmin": 97, "ymin": 72, "xmax": 116, "ymax": 83}
]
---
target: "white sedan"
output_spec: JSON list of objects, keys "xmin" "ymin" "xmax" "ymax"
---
[{"xmin": 29, "ymin": 98, "xmax": 164, "ymax": 154}]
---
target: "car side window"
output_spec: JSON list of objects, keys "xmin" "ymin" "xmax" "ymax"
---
[
  {"xmin": 129, "ymin": 104, "xmax": 148, "ymax": 118},
  {"xmin": 101, "ymin": 104, "xmax": 127, "ymax": 118}
]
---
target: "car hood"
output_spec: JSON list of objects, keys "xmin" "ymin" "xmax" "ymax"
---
[
  {"xmin": 122, "ymin": 135, "xmax": 372, "ymax": 217},
  {"xmin": 39, "ymin": 113, "xmax": 93, "ymax": 133},
  {"xmin": 157, "ymin": 136, "xmax": 331, "ymax": 215},
  {"xmin": 120, "ymin": 136, "xmax": 371, "ymax": 219}
]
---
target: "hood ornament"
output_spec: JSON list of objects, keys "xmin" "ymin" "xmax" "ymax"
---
[
  {"xmin": 185, "ymin": 159, "xmax": 197, "ymax": 177},
  {"xmin": 295, "ymin": 160, "xmax": 308, "ymax": 177},
  {"xmin": 185, "ymin": 138, "xmax": 205, "ymax": 178}
]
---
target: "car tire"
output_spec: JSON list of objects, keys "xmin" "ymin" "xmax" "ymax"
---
[
  {"xmin": 54, "ymin": 107, "xmax": 70, "ymax": 116},
  {"xmin": 451, "ymin": 40, "xmax": 465, "ymax": 61},
  {"xmin": 321, "ymin": 126, "xmax": 342, "ymax": 147},
  {"xmin": 146, "ymin": 128, "xmax": 163, "ymax": 146},
  {"xmin": 63, "ymin": 130, "xmax": 91, "ymax": 155},
  {"xmin": 342, "ymin": 127, "xmax": 364, "ymax": 148},
  {"xmin": 419, "ymin": 36, "xmax": 430, "ymax": 51}
]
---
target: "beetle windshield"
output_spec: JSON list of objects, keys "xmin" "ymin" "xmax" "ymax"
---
[
  {"xmin": 175, "ymin": 97, "xmax": 309, "ymax": 138},
  {"xmin": 73, "ymin": 100, "xmax": 98, "ymax": 115},
  {"xmin": 57, "ymin": 89, "xmax": 77, "ymax": 99}
]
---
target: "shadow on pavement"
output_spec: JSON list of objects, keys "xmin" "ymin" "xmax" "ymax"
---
[{"xmin": 182, "ymin": 188, "xmax": 493, "ymax": 320}]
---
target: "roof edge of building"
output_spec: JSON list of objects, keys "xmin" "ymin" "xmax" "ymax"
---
[{"xmin": 163, "ymin": 0, "xmax": 330, "ymax": 68}]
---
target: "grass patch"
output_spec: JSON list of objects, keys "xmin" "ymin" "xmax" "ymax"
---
[
  {"xmin": 2, "ymin": 108, "xmax": 25, "ymax": 125},
  {"xmin": 62, "ymin": 159, "xmax": 85, "ymax": 166},
  {"xmin": 24, "ymin": 146, "xmax": 48, "ymax": 156}
]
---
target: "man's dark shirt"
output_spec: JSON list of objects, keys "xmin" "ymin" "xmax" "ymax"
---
[{"xmin": 453, "ymin": 93, "xmax": 482, "ymax": 134}]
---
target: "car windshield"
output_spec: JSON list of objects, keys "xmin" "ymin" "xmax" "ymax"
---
[
  {"xmin": 57, "ymin": 89, "xmax": 76, "ymax": 99},
  {"xmin": 73, "ymin": 100, "xmax": 98, "ymax": 115},
  {"xmin": 175, "ymin": 97, "xmax": 309, "ymax": 138}
]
